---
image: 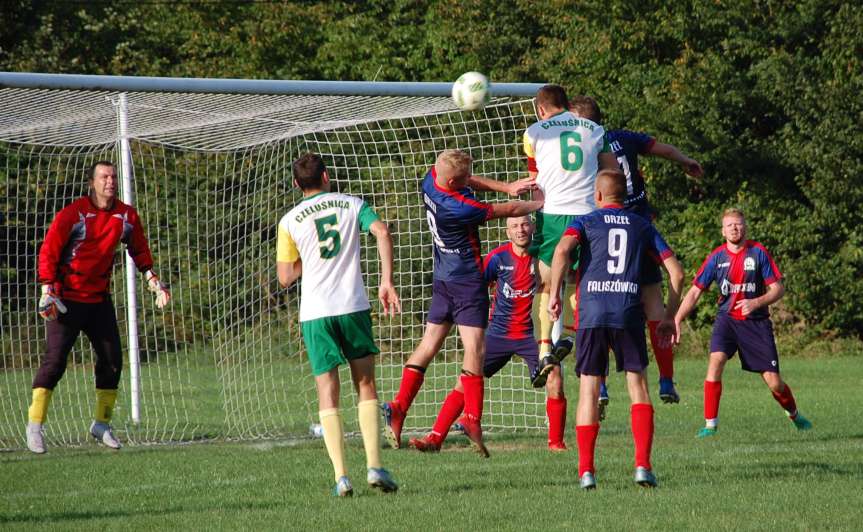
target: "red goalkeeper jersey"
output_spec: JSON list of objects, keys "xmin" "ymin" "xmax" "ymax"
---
[{"xmin": 38, "ymin": 196, "xmax": 154, "ymax": 303}]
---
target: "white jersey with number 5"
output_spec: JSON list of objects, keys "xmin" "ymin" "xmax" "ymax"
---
[
  {"xmin": 277, "ymin": 191, "xmax": 380, "ymax": 322},
  {"xmin": 523, "ymin": 111, "xmax": 610, "ymax": 215}
]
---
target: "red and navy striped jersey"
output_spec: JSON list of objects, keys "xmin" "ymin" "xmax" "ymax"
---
[
  {"xmin": 483, "ymin": 242, "xmax": 536, "ymax": 340},
  {"xmin": 38, "ymin": 196, "xmax": 154, "ymax": 303},
  {"xmin": 422, "ymin": 168, "xmax": 493, "ymax": 281},
  {"xmin": 693, "ymin": 240, "xmax": 782, "ymax": 320},
  {"xmin": 564, "ymin": 205, "xmax": 673, "ymax": 329},
  {"xmin": 607, "ymin": 129, "xmax": 656, "ymax": 218}
]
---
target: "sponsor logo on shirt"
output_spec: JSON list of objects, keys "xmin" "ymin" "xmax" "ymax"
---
[
  {"xmin": 720, "ymin": 279, "xmax": 756, "ymax": 296},
  {"xmin": 717, "ymin": 262, "xmax": 730, "ymax": 268},
  {"xmin": 744, "ymin": 257, "xmax": 756, "ymax": 271},
  {"xmin": 498, "ymin": 265, "xmax": 514, "ymax": 271},
  {"xmin": 502, "ymin": 282, "xmax": 534, "ymax": 299}
]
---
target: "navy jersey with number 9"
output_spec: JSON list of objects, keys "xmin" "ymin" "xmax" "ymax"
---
[{"xmin": 564, "ymin": 205, "xmax": 674, "ymax": 329}]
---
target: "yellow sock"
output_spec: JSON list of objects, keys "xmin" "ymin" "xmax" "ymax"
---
[
  {"xmin": 562, "ymin": 284, "xmax": 578, "ymax": 337},
  {"xmin": 94, "ymin": 388, "xmax": 118, "ymax": 423},
  {"xmin": 357, "ymin": 399, "xmax": 382, "ymax": 469},
  {"xmin": 533, "ymin": 291, "xmax": 553, "ymax": 357},
  {"xmin": 28, "ymin": 387, "xmax": 53, "ymax": 424},
  {"xmin": 319, "ymin": 408, "xmax": 347, "ymax": 481}
]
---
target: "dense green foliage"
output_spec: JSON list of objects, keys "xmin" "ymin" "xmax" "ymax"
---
[
  {"xmin": 1, "ymin": 1, "xmax": 860, "ymax": 335},
  {"xmin": 2, "ymin": 357, "xmax": 862, "ymax": 529}
]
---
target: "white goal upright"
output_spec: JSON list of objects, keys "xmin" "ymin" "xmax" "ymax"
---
[{"xmin": 0, "ymin": 72, "xmax": 546, "ymax": 449}]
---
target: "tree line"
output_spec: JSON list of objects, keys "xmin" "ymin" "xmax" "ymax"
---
[{"xmin": 1, "ymin": 0, "xmax": 860, "ymax": 336}]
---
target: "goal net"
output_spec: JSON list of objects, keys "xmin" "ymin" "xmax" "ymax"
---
[{"xmin": 0, "ymin": 75, "xmax": 548, "ymax": 449}]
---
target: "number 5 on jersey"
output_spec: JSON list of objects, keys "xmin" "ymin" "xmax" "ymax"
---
[{"xmin": 315, "ymin": 214, "xmax": 341, "ymax": 259}]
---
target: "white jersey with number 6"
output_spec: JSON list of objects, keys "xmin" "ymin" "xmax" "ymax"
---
[
  {"xmin": 523, "ymin": 111, "xmax": 610, "ymax": 215},
  {"xmin": 277, "ymin": 192, "xmax": 380, "ymax": 322}
]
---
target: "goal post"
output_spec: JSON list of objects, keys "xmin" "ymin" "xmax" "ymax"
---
[{"xmin": 0, "ymin": 72, "xmax": 548, "ymax": 449}]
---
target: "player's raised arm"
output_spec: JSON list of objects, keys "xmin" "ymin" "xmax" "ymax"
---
[
  {"xmin": 468, "ymin": 174, "xmax": 536, "ymax": 196},
  {"xmin": 648, "ymin": 141, "xmax": 703, "ymax": 177},
  {"xmin": 369, "ymin": 219, "xmax": 401, "ymax": 317},
  {"xmin": 489, "ymin": 197, "xmax": 544, "ymax": 220}
]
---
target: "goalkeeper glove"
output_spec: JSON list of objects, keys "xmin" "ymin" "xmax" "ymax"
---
[
  {"xmin": 145, "ymin": 271, "xmax": 171, "ymax": 309},
  {"xmin": 38, "ymin": 285, "xmax": 67, "ymax": 321}
]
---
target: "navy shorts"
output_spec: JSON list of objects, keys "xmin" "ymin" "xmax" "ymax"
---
[
  {"xmin": 710, "ymin": 314, "xmax": 780, "ymax": 373},
  {"xmin": 483, "ymin": 335, "xmax": 538, "ymax": 378},
  {"xmin": 427, "ymin": 278, "xmax": 489, "ymax": 328},
  {"xmin": 576, "ymin": 326, "xmax": 649, "ymax": 376}
]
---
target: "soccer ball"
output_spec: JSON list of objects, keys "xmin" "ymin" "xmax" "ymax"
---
[
  {"xmin": 309, "ymin": 423, "xmax": 324, "ymax": 438},
  {"xmin": 452, "ymin": 71, "xmax": 491, "ymax": 111}
]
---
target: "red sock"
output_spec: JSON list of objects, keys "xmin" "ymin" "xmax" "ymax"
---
[
  {"xmin": 431, "ymin": 389, "xmax": 465, "ymax": 440},
  {"xmin": 394, "ymin": 367, "xmax": 425, "ymax": 413},
  {"xmin": 771, "ymin": 383, "xmax": 798, "ymax": 418},
  {"xmin": 576, "ymin": 424, "xmax": 600, "ymax": 476},
  {"xmin": 630, "ymin": 403, "xmax": 654, "ymax": 470},
  {"xmin": 648, "ymin": 321, "xmax": 674, "ymax": 379},
  {"xmin": 546, "ymin": 396, "xmax": 567, "ymax": 445},
  {"xmin": 704, "ymin": 380, "xmax": 722, "ymax": 421},
  {"xmin": 460, "ymin": 374, "xmax": 484, "ymax": 420}
]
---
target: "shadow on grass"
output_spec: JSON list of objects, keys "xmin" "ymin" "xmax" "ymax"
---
[{"xmin": 0, "ymin": 500, "xmax": 280, "ymax": 525}]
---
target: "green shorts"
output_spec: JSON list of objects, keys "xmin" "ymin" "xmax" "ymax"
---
[
  {"xmin": 528, "ymin": 212, "xmax": 579, "ymax": 267},
  {"xmin": 301, "ymin": 310, "xmax": 379, "ymax": 376}
]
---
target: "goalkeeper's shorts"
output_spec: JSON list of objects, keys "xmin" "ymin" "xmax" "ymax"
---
[{"xmin": 301, "ymin": 310, "xmax": 379, "ymax": 376}]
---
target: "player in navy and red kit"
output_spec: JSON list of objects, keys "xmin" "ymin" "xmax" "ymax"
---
[
  {"xmin": 408, "ymin": 216, "xmax": 568, "ymax": 453},
  {"xmin": 26, "ymin": 161, "xmax": 171, "ymax": 454},
  {"xmin": 383, "ymin": 149, "xmax": 542, "ymax": 457},
  {"xmin": 571, "ymin": 99, "xmax": 703, "ymax": 408},
  {"xmin": 675, "ymin": 208, "xmax": 812, "ymax": 437},
  {"xmin": 548, "ymin": 169, "xmax": 685, "ymax": 489}
]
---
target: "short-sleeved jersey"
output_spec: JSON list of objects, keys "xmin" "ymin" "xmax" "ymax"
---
[
  {"xmin": 277, "ymin": 191, "xmax": 380, "ymax": 322},
  {"xmin": 38, "ymin": 196, "xmax": 154, "ymax": 303},
  {"xmin": 693, "ymin": 240, "xmax": 782, "ymax": 321},
  {"xmin": 607, "ymin": 129, "xmax": 656, "ymax": 217},
  {"xmin": 422, "ymin": 168, "xmax": 493, "ymax": 281},
  {"xmin": 564, "ymin": 206, "xmax": 673, "ymax": 329},
  {"xmin": 523, "ymin": 111, "xmax": 611, "ymax": 216},
  {"xmin": 483, "ymin": 242, "xmax": 536, "ymax": 340}
]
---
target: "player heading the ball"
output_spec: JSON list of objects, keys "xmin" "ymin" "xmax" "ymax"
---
[
  {"xmin": 383, "ymin": 149, "xmax": 543, "ymax": 458},
  {"xmin": 548, "ymin": 169, "xmax": 685, "ymax": 489},
  {"xmin": 277, "ymin": 153, "xmax": 400, "ymax": 497},
  {"xmin": 523, "ymin": 86, "xmax": 619, "ymax": 387},
  {"xmin": 674, "ymin": 208, "xmax": 812, "ymax": 438}
]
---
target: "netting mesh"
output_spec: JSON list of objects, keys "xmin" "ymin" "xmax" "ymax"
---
[{"xmin": 0, "ymin": 87, "xmax": 547, "ymax": 449}]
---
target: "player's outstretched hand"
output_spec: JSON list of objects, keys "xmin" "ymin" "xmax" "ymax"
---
[
  {"xmin": 38, "ymin": 284, "xmax": 67, "ymax": 321},
  {"xmin": 379, "ymin": 283, "xmax": 401, "ymax": 317},
  {"xmin": 506, "ymin": 177, "xmax": 537, "ymax": 197},
  {"xmin": 547, "ymin": 294, "xmax": 561, "ymax": 322},
  {"xmin": 146, "ymin": 271, "xmax": 171, "ymax": 309},
  {"xmin": 655, "ymin": 318, "xmax": 678, "ymax": 348},
  {"xmin": 682, "ymin": 158, "xmax": 703, "ymax": 178}
]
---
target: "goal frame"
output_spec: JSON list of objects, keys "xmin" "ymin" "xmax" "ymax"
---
[{"xmin": 0, "ymin": 71, "xmax": 545, "ymax": 432}]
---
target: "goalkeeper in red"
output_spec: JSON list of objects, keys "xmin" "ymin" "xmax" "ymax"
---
[
  {"xmin": 277, "ymin": 153, "xmax": 401, "ymax": 497},
  {"xmin": 548, "ymin": 169, "xmax": 684, "ymax": 489},
  {"xmin": 27, "ymin": 161, "xmax": 171, "ymax": 454},
  {"xmin": 383, "ymin": 149, "xmax": 542, "ymax": 457},
  {"xmin": 674, "ymin": 208, "xmax": 812, "ymax": 437}
]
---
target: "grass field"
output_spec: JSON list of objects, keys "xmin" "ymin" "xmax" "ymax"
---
[{"xmin": 2, "ymin": 356, "xmax": 863, "ymax": 531}]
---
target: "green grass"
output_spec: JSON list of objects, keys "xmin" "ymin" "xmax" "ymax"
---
[{"xmin": 2, "ymin": 356, "xmax": 863, "ymax": 530}]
